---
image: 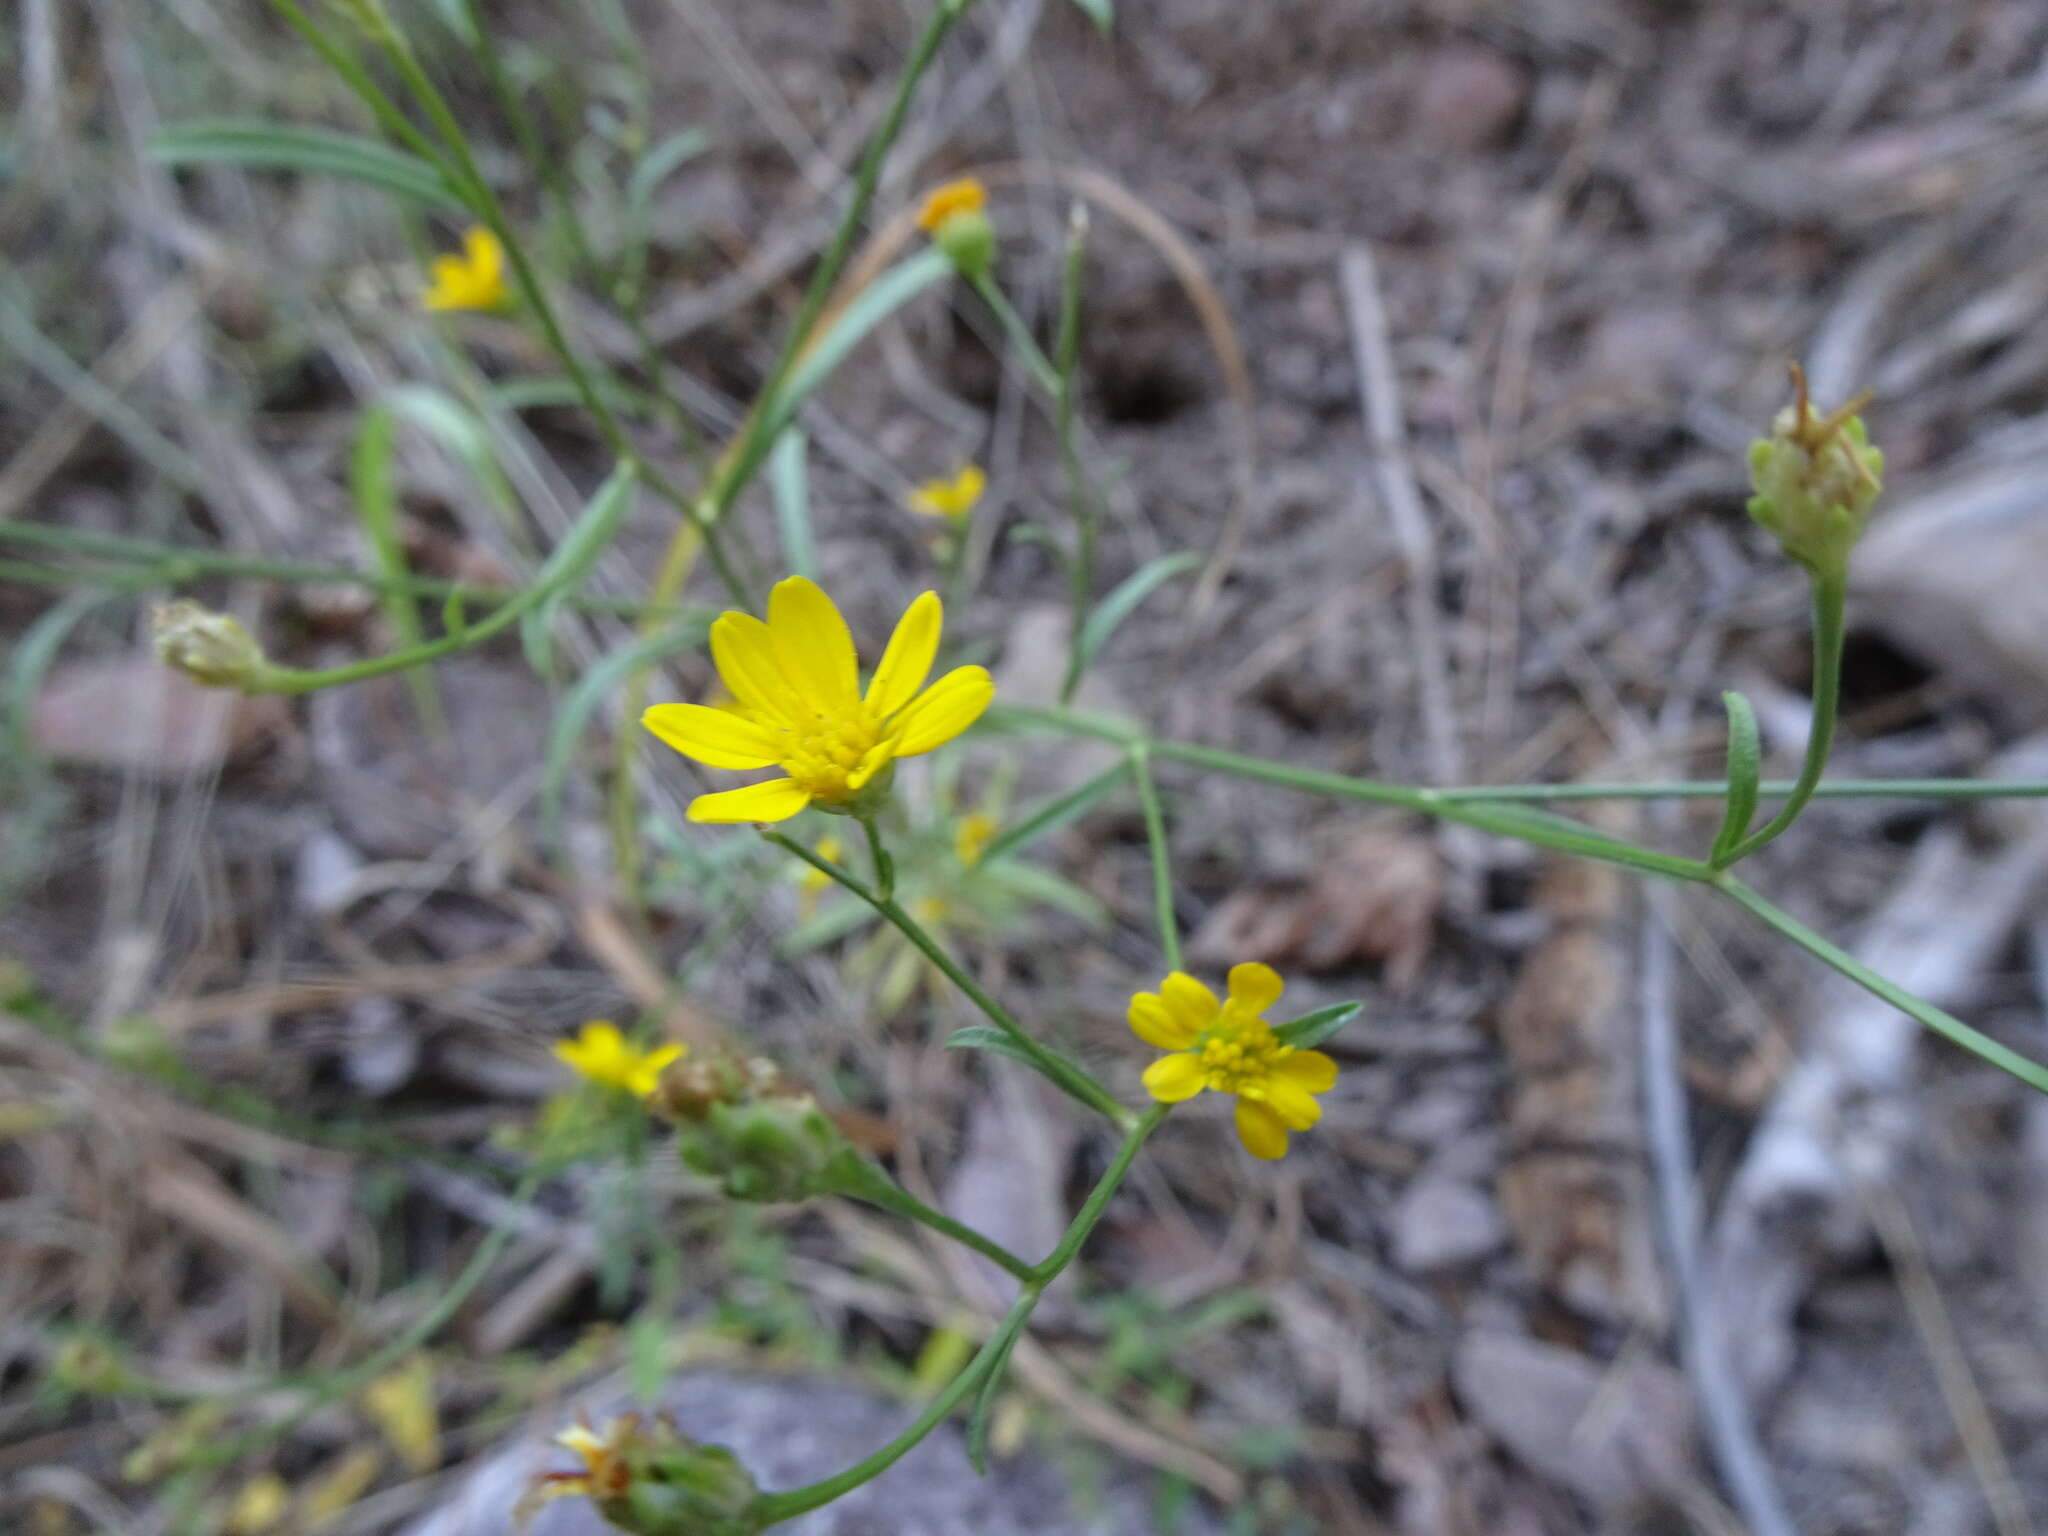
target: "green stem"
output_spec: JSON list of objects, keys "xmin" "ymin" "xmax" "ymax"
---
[
  {"xmin": 1717, "ymin": 567, "xmax": 1847, "ymax": 866},
  {"xmin": 968, "ymin": 273, "xmax": 1062, "ymax": 396},
  {"xmin": 258, "ymin": 0, "xmax": 458, "ymax": 174},
  {"xmin": 828, "ymin": 1155, "xmax": 1036, "ymax": 1284},
  {"xmin": 860, "ymin": 813, "xmax": 896, "ymax": 902},
  {"xmin": 750, "ymin": 1106, "xmax": 1165, "ymax": 1525},
  {"xmin": 1051, "ymin": 220, "xmax": 1096, "ymax": 707},
  {"xmin": 980, "ymin": 760, "xmax": 1132, "ymax": 865},
  {"xmin": 1715, "ymin": 874, "xmax": 2048, "ymax": 1094},
  {"xmin": 1128, "ymin": 748, "xmax": 1182, "ymax": 970},
  {"xmin": 763, "ymin": 834, "xmax": 1130, "ymax": 1127}
]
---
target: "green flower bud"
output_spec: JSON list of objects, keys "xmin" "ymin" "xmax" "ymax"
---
[
  {"xmin": 1746, "ymin": 365, "xmax": 1884, "ymax": 576},
  {"xmin": 151, "ymin": 600, "xmax": 268, "ymax": 689},
  {"xmin": 934, "ymin": 209, "xmax": 996, "ymax": 281},
  {"xmin": 679, "ymin": 1091, "xmax": 852, "ymax": 1204},
  {"xmin": 522, "ymin": 1415, "xmax": 762, "ymax": 1535}
]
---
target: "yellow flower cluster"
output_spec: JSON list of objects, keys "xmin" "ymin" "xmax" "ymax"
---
[{"xmin": 643, "ymin": 577, "xmax": 993, "ymax": 824}]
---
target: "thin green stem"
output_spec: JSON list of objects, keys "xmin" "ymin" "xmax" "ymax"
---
[
  {"xmin": 750, "ymin": 1105, "xmax": 1165, "ymax": 1524},
  {"xmin": 1049, "ymin": 216, "xmax": 1095, "ymax": 707},
  {"xmin": 1716, "ymin": 875, "xmax": 2048, "ymax": 1094},
  {"xmin": 1717, "ymin": 567, "xmax": 1847, "ymax": 866},
  {"xmin": 860, "ymin": 813, "xmax": 896, "ymax": 902},
  {"xmin": 968, "ymin": 273, "xmax": 1061, "ymax": 396},
  {"xmin": 258, "ymin": 0, "xmax": 457, "ymax": 174},
  {"xmin": 980, "ymin": 760, "xmax": 1131, "ymax": 865},
  {"xmin": 1128, "ymin": 748, "xmax": 1181, "ymax": 970},
  {"xmin": 828, "ymin": 1155, "xmax": 1035, "ymax": 1283},
  {"xmin": 762, "ymin": 833, "xmax": 1129, "ymax": 1126}
]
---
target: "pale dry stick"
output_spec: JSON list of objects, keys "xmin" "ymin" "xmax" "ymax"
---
[
  {"xmin": 1475, "ymin": 73, "xmax": 1618, "ymax": 762},
  {"xmin": 1641, "ymin": 891, "xmax": 1797, "ymax": 1536},
  {"xmin": 1863, "ymin": 1183, "xmax": 2035, "ymax": 1536}
]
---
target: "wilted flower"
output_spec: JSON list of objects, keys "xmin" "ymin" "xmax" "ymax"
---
[
  {"xmin": 1129, "ymin": 964, "xmax": 1337, "ymax": 1160},
  {"xmin": 642, "ymin": 577, "xmax": 993, "ymax": 824},
  {"xmin": 519, "ymin": 1414, "xmax": 760, "ymax": 1534},
  {"xmin": 915, "ymin": 177, "xmax": 994, "ymax": 279},
  {"xmin": 553, "ymin": 1021, "xmax": 684, "ymax": 1098},
  {"xmin": 1747, "ymin": 363, "xmax": 1884, "ymax": 576},
  {"xmin": 423, "ymin": 226, "xmax": 508, "ymax": 312},
  {"xmin": 151, "ymin": 600, "xmax": 266, "ymax": 689},
  {"xmin": 907, "ymin": 465, "xmax": 986, "ymax": 524}
]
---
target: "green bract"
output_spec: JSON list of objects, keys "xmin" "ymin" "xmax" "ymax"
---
[{"xmin": 1746, "ymin": 370, "xmax": 1884, "ymax": 575}]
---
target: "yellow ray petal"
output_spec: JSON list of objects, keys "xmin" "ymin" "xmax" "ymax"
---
[
  {"xmin": 866, "ymin": 591, "xmax": 942, "ymax": 717},
  {"xmin": 1275, "ymin": 1049, "xmax": 1337, "ymax": 1093},
  {"xmin": 1225, "ymin": 961, "xmax": 1284, "ymax": 1016},
  {"xmin": 642, "ymin": 703, "xmax": 784, "ymax": 769},
  {"xmin": 687, "ymin": 777, "xmax": 813, "ymax": 824},
  {"xmin": 767, "ymin": 576, "xmax": 859, "ymax": 709},
  {"xmin": 1159, "ymin": 972, "xmax": 1220, "ymax": 1035},
  {"xmin": 1261, "ymin": 1075, "xmax": 1322, "ymax": 1132},
  {"xmin": 710, "ymin": 612, "xmax": 803, "ymax": 725},
  {"xmin": 1142, "ymin": 1052, "xmax": 1207, "ymax": 1103},
  {"xmin": 1234, "ymin": 1099, "xmax": 1289, "ymax": 1160},
  {"xmin": 1128, "ymin": 992, "xmax": 1198, "ymax": 1051},
  {"xmin": 888, "ymin": 665, "xmax": 994, "ymax": 756}
]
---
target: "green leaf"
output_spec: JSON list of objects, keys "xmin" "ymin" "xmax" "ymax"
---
[
  {"xmin": 351, "ymin": 404, "xmax": 443, "ymax": 732},
  {"xmin": 769, "ymin": 428, "xmax": 816, "ymax": 580},
  {"xmin": 966, "ymin": 1326, "xmax": 1024, "ymax": 1476},
  {"xmin": 539, "ymin": 616, "xmax": 710, "ymax": 854},
  {"xmin": 980, "ymin": 862, "xmax": 1109, "ymax": 927},
  {"xmin": 1075, "ymin": 551, "xmax": 1201, "ymax": 674},
  {"xmin": 626, "ymin": 128, "xmax": 711, "ymax": 210},
  {"xmin": 1068, "ymin": 0, "xmax": 1114, "ymax": 32},
  {"xmin": 945, "ymin": 1025, "xmax": 1118, "ymax": 1118},
  {"xmin": 1273, "ymin": 1001, "xmax": 1361, "ymax": 1049},
  {"xmin": 1710, "ymin": 689, "xmax": 1763, "ymax": 866},
  {"xmin": 149, "ymin": 121, "xmax": 464, "ymax": 207},
  {"xmin": 980, "ymin": 761, "xmax": 1130, "ymax": 864}
]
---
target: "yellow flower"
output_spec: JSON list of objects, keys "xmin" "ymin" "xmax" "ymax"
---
[
  {"xmin": 954, "ymin": 812, "xmax": 997, "ymax": 867},
  {"xmin": 1129, "ymin": 963, "xmax": 1337, "ymax": 1161},
  {"xmin": 643, "ymin": 576, "xmax": 994, "ymax": 824},
  {"xmin": 916, "ymin": 177, "xmax": 987, "ymax": 232},
  {"xmin": 800, "ymin": 835, "xmax": 845, "ymax": 910},
  {"xmin": 907, "ymin": 465, "xmax": 986, "ymax": 523},
  {"xmin": 553, "ymin": 1021, "xmax": 684, "ymax": 1097},
  {"xmin": 423, "ymin": 226, "xmax": 508, "ymax": 312}
]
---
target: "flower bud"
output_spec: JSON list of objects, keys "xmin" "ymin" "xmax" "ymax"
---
[
  {"xmin": 521, "ymin": 1415, "xmax": 761, "ymax": 1535},
  {"xmin": 1746, "ymin": 365, "xmax": 1884, "ymax": 576},
  {"xmin": 659, "ymin": 1053, "xmax": 854, "ymax": 1203},
  {"xmin": 151, "ymin": 601, "xmax": 267, "ymax": 689},
  {"xmin": 916, "ymin": 178, "xmax": 995, "ymax": 281}
]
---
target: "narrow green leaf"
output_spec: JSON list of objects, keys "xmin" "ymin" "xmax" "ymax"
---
[
  {"xmin": 441, "ymin": 586, "xmax": 470, "ymax": 640},
  {"xmin": 1709, "ymin": 690, "xmax": 1763, "ymax": 866},
  {"xmin": 351, "ymin": 404, "xmax": 443, "ymax": 732},
  {"xmin": 980, "ymin": 761, "xmax": 1130, "ymax": 864},
  {"xmin": 626, "ymin": 128, "xmax": 711, "ymax": 210},
  {"xmin": 149, "ymin": 121, "xmax": 464, "ymax": 207},
  {"xmin": 532, "ymin": 463, "xmax": 636, "ymax": 596},
  {"xmin": 966, "ymin": 1327, "xmax": 1024, "ymax": 1476},
  {"xmin": 769, "ymin": 428, "xmax": 817, "ymax": 580},
  {"xmin": 1076, "ymin": 551, "xmax": 1201, "ymax": 673},
  {"xmin": 540, "ymin": 617, "xmax": 710, "ymax": 854},
  {"xmin": 1068, "ymin": 0, "xmax": 1114, "ymax": 32},
  {"xmin": 945, "ymin": 1026, "xmax": 1117, "ymax": 1117},
  {"xmin": 1273, "ymin": 1001, "xmax": 1362, "ymax": 1049}
]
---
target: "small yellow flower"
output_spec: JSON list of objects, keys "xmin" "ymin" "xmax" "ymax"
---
[
  {"xmin": 907, "ymin": 465, "xmax": 986, "ymax": 523},
  {"xmin": 1130, "ymin": 963, "xmax": 1337, "ymax": 1161},
  {"xmin": 423, "ymin": 226, "xmax": 508, "ymax": 312},
  {"xmin": 954, "ymin": 812, "xmax": 997, "ymax": 867},
  {"xmin": 223, "ymin": 1474, "xmax": 289, "ymax": 1536},
  {"xmin": 916, "ymin": 177, "xmax": 987, "ymax": 232},
  {"xmin": 643, "ymin": 576, "xmax": 995, "ymax": 824},
  {"xmin": 553, "ymin": 1021, "xmax": 684, "ymax": 1097}
]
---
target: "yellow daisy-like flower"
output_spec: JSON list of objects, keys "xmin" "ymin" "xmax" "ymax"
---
[
  {"xmin": 423, "ymin": 226, "xmax": 508, "ymax": 312},
  {"xmin": 907, "ymin": 465, "xmax": 986, "ymax": 523},
  {"xmin": 1129, "ymin": 963, "xmax": 1337, "ymax": 1161},
  {"xmin": 642, "ymin": 576, "xmax": 995, "ymax": 824},
  {"xmin": 954, "ymin": 812, "xmax": 997, "ymax": 867},
  {"xmin": 916, "ymin": 176, "xmax": 987, "ymax": 232},
  {"xmin": 553, "ymin": 1021, "xmax": 684, "ymax": 1097}
]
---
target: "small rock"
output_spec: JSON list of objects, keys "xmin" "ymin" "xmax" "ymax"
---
[
  {"xmin": 1451, "ymin": 1333, "xmax": 1692, "ymax": 1511},
  {"xmin": 1414, "ymin": 45, "xmax": 1530, "ymax": 152},
  {"xmin": 1391, "ymin": 1175, "xmax": 1505, "ymax": 1272}
]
